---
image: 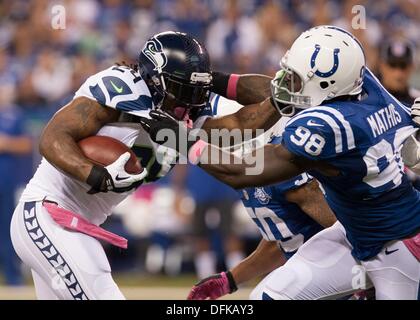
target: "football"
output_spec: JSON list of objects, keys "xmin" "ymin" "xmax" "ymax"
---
[{"xmin": 78, "ymin": 136, "xmax": 142, "ymax": 174}]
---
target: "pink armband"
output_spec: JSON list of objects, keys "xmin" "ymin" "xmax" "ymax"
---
[
  {"xmin": 188, "ymin": 140, "xmax": 208, "ymax": 165},
  {"xmin": 227, "ymin": 74, "xmax": 240, "ymax": 100}
]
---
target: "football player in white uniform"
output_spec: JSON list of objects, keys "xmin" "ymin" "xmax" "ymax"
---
[{"xmin": 10, "ymin": 31, "xmax": 279, "ymax": 300}]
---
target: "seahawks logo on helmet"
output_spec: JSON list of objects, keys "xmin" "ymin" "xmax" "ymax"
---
[
  {"xmin": 254, "ymin": 187, "xmax": 271, "ymax": 205},
  {"xmin": 142, "ymin": 38, "xmax": 168, "ymax": 72}
]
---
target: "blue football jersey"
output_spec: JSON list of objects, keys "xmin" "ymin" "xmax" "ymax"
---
[
  {"xmin": 240, "ymin": 136, "xmax": 324, "ymax": 258},
  {"xmin": 282, "ymin": 68, "xmax": 420, "ymax": 260}
]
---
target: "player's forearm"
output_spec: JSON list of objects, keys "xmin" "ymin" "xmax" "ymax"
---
[
  {"xmin": 231, "ymin": 239, "xmax": 286, "ymax": 285},
  {"xmin": 285, "ymin": 180, "xmax": 337, "ymax": 228},
  {"xmin": 211, "ymin": 72, "xmax": 272, "ymax": 105},
  {"xmin": 40, "ymin": 130, "xmax": 95, "ymax": 182},
  {"xmin": 197, "ymin": 143, "xmax": 303, "ymax": 189},
  {"xmin": 299, "ymin": 197, "xmax": 337, "ymax": 228},
  {"xmin": 39, "ymin": 97, "xmax": 120, "ymax": 183},
  {"xmin": 236, "ymin": 74, "xmax": 272, "ymax": 105},
  {"xmin": 202, "ymin": 98, "xmax": 280, "ymax": 139},
  {"xmin": 197, "ymin": 145, "xmax": 261, "ymax": 189},
  {"xmin": 231, "ymin": 97, "xmax": 279, "ymax": 132}
]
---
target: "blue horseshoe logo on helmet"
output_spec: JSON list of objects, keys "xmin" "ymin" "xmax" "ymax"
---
[{"xmin": 310, "ymin": 44, "xmax": 340, "ymax": 78}]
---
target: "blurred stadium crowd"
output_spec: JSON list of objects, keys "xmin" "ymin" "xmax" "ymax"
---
[{"xmin": 0, "ymin": 0, "xmax": 419, "ymax": 285}]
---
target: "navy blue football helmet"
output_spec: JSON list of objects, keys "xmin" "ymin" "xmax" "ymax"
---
[{"xmin": 138, "ymin": 31, "xmax": 212, "ymax": 119}]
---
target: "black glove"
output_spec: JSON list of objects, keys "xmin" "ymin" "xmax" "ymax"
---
[{"xmin": 139, "ymin": 110, "xmax": 198, "ymax": 156}]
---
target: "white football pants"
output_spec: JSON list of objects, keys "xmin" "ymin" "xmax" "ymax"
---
[
  {"xmin": 250, "ymin": 222, "xmax": 420, "ymax": 300},
  {"xmin": 10, "ymin": 201, "xmax": 125, "ymax": 300}
]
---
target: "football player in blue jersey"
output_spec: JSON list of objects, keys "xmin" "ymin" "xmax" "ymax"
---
[
  {"xmin": 140, "ymin": 26, "xmax": 420, "ymax": 299},
  {"xmin": 187, "ymin": 149, "xmax": 337, "ymax": 300},
  {"xmin": 186, "ymin": 96, "xmax": 336, "ymax": 300}
]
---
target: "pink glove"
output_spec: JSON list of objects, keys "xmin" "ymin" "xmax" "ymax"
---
[{"xmin": 187, "ymin": 271, "xmax": 238, "ymax": 300}]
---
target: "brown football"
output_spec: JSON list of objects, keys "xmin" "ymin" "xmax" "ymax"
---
[{"xmin": 78, "ymin": 136, "xmax": 142, "ymax": 174}]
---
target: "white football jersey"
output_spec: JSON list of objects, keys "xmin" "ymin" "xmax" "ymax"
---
[
  {"xmin": 74, "ymin": 65, "xmax": 153, "ymax": 118},
  {"xmin": 20, "ymin": 66, "xmax": 208, "ymax": 225}
]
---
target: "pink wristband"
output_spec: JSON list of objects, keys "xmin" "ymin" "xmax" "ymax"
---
[
  {"xmin": 188, "ymin": 140, "xmax": 208, "ymax": 165},
  {"xmin": 227, "ymin": 74, "xmax": 240, "ymax": 100}
]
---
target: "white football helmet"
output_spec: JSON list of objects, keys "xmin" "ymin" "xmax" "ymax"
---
[{"xmin": 271, "ymin": 25, "xmax": 366, "ymax": 116}]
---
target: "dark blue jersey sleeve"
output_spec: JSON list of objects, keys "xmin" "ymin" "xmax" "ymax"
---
[{"xmin": 282, "ymin": 109, "xmax": 347, "ymax": 160}]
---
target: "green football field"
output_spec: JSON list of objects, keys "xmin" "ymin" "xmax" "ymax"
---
[{"xmin": 0, "ymin": 273, "xmax": 254, "ymax": 300}]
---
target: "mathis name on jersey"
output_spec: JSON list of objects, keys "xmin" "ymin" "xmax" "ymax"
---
[{"xmin": 367, "ymin": 103, "xmax": 402, "ymax": 138}]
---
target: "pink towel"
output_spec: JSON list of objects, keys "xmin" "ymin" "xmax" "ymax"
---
[{"xmin": 43, "ymin": 201, "xmax": 128, "ymax": 249}]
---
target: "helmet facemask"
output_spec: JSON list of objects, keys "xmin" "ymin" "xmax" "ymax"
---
[
  {"xmin": 157, "ymin": 72, "xmax": 212, "ymax": 121},
  {"xmin": 270, "ymin": 61, "xmax": 312, "ymax": 117}
]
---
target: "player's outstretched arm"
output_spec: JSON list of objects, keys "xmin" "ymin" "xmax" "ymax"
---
[
  {"xmin": 188, "ymin": 239, "xmax": 286, "ymax": 300},
  {"xmin": 202, "ymin": 73, "xmax": 280, "ymax": 134},
  {"xmin": 211, "ymin": 72, "xmax": 272, "ymax": 105},
  {"xmin": 285, "ymin": 180, "xmax": 337, "ymax": 228},
  {"xmin": 139, "ymin": 110, "xmax": 341, "ymax": 189},
  {"xmin": 198, "ymin": 143, "xmax": 306, "ymax": 189},
  {"xmin": 139, "ymin": 110, "xmax": 316, "ymax": 189},
  {"xmin": 39, "ymin": 97, "xmax": 120, "ymax": 183},
  {"xmin": 201, "ymin": 97, "xmax": 280, "ymax": 135}
]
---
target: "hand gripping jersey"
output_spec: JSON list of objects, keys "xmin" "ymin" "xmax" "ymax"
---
[
  {"xmin": 282, "ymin": 68, "xmax": 420, "ymax": 260},
  {"xmin": 20, "ymin": 66, "xmax": 211, "ymax": 225},
  {"xmin": 211, "ymin": 94, "xmax": 323, "ymax": 258}
]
